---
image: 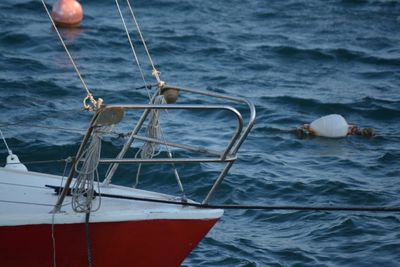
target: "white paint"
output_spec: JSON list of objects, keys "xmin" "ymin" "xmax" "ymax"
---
[
  {"xmin": 4, "ymin": 154, "xmax": 28, "ymax": 172},
  {"xmin": 0, "ymin": 168, "xmax": 223, "ymax": 226},
  {"xmin": 310, "ymin": 114, "xmax": 349, "ymax": 138}
]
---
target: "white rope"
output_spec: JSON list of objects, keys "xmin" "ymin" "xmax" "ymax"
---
[
  {"xmin": 113, "ymin": 1, "xmax": 182, "ymax": 196},
  {"xmin": 156, "ymin": 108, "xmax": 187, "ymax": 199},
  {"xmin": 40, "ymin": 0, "xmax": 98, "ymax": 110},
  {"xmin": 133, "ymin": 95, "xmax": 186, "ymax": 198},
  {"xmin": 71, "ymin": 126, "xmax": 110, "ymax": 213},
  {"xmin": 125, "ymin": 0, "xmax": 163, "ymax": 86},
  {"xmin": 141, "ymin": 95, "xmax": 165, "ymax": 158},
  {"xmin": 134, "ymin": 95, "xmax": 165, "ymax": 187},
  {"xmin": 0, "ymin": 129, "xmax": 12, "ymax": 155},
  {"xmin": 115, "ymin": 0, "xmax": 152, "ymax": 100},
  {"xmin": 114, "ymin": 1, "xmax": 172, "ymax": 187}
]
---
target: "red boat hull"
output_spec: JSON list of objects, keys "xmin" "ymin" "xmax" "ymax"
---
[{"xmin": 0, "ymin": 218, "xmax": 219, "ymax": 267}]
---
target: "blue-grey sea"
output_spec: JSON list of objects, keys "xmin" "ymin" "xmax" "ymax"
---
[{"xmin": 1, "ymin": 0, "xmax": 400, "ymax": 266}]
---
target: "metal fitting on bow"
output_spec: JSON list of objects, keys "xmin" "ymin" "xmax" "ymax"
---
[{"xmin": 83, "ymin": 94, "xmax": 103, "ymax": 111}]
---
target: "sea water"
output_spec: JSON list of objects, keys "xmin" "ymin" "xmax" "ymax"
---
[{"xmin": 0, "ymin": 0, "xmax": 399, "ymax": 266}]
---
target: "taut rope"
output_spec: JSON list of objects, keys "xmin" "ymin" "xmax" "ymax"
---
[
  {"xmin": 71, "ymin": 126, "xmax": 110, "ymax": 213},
  {"xmin": 115, "ymin": 0, "xmax": 151, "ymax": 99},
  {"xmin": 0, "ymin": 129, "xmax": 12, "ymax": 156},
  {"xmin": 114, "ymin": 1, "xmax": 184, "ymax": 196},
  {"xmin": 125, "ymin": 0, "xmax": 164, "ymax": 87},
  {"xmin": 40, "ymin": 0, "xmax": 100, "ymax": 111}
]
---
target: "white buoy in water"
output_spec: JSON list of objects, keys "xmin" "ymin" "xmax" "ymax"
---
[
  {"xmin": 309, "ymin": 114, "xmax": 349, "ymax": 138},
  {"xmin": 4, "ymin": 154, "xmax": 28, "ymax": 172}
]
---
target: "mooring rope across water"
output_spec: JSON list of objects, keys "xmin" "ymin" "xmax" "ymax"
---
[{"xmin": 46, "ymin": 185, "xmax": 400, "ymax": 213}]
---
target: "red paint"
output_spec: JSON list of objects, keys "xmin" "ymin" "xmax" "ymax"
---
[
  {"xmin": 51, "ymin": 0, "xmax": 83, "ymax": 28},
  {"xmin": 0, "ymin": 218, "xmax": 218, "ymax": 267}
]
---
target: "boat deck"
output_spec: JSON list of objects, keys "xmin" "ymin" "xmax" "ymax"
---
[{"xmin": 0, "ymin": 167, "xmax": 223, "ymax": 226}]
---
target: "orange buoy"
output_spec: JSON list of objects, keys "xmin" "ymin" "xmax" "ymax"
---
[{"xmin": 51, "ymin": 0, "xmax": 83, "ymax": 28}]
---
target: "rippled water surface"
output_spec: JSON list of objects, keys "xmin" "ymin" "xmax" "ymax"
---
[{"xmin": 1, "ymin": 0, "xmax": 400, "ymax": 266}]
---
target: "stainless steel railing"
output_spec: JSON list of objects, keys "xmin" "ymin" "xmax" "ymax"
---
[{"xmin": 53, "ymin": 86, "xmax": 255, "ymax": 211}]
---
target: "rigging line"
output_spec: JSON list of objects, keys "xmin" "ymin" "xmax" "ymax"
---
[
  {"xmin": 0, "ymin": 181, "xmax": 50, "ymax": 189},
  {"xmin": 135, "ymin": 83, "xmax": 157, "ymax": 90},
  {"xmin": 157, "ymin": 107, "xmax": 187, "ymax": 199},
  {"xmin": 45, "ymin": 186, "xmax": 400, "ymax": 213},
  {"xmin": 51, "ymin": 209, "xmax": 57, "ymax": 267},
  {"xmin": 51, "ymin": 157, "xmax": 69, "ymax": 267},
  {"xmin": 20, "ymin": 158, "xmax": 73, "ymax": 165},
  {"xmin": 126, "ymin": 0, "xmax": 162, "ymax": 84},
  {"xmin": 85, "ymin": 212, "xmax": 93, "ymax": 267},
  {"xmin": 40, "ymin": 0, "xmax": 96, "ymax": 105},
  {"xmin": 0, "ymin": 122, "xmax": 85, "ymax": 133},
  {"xmin": 0, "ymin": 129, "xmax": 12, "ymax": 155},
  {"xmin": 0, "ymin": 199, "xmax": 60, "ymax": 207},
  {"xmin": 1, "ymin": 157, "xmax": 73, "ymax": 166},
  {"xmin": 114, "ymin": 0, "xmax": 151, "ymax": 100},
  {"xmin": 0, "ymin": 122, "xmax": 129, "ymax": 138},
  {"xmin": 0, "ymin": 122, "xmax": 144, "ymax": 143},
  {"xmin": 0, "ymin": 122, "xmax": 170, "ymax": 142}
]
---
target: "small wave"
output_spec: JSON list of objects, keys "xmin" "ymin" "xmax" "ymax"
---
[
  {"xmin": 150, "ymin": 43, "xmax": 185, "ymax": 55},
  {"xmin": 6, "ymin": 1, "xmax": 44, "ymax": 15},
  {"xmin": 310, "ymin": 180, "xmax": 387, "ymax": 205},
  {"xmin": 1, "ymin": 55, "xmax": 49, "ymax": 72},
  {"xmin": 378, "ymin": 152, "xmax": 400, "ymax": 163},
  {"xmin": 0, "ymin": 78, "xmax": 69, "ymax": 98},
  {"xmin": 252, "ymin": 125, "xmax": 296, "ymax": 136},
  {"xmin": 270, "ymin": 45, "xmax": 335, "ymax": 61},
  {"xmin": 253, "ymin": 11, "xmax": 281, "ymax": 20},
  {"xmin": 259, "ymin": 44, "xmax": 400, "ymax": 66},
  {"xmin": 11, "ymin": 0, "xmax": 40, "ymax": 9},
  {"xmin": 258, "ymin": 95, "xmax": 400, "ymax": 122},
  {"xmin": 0, "ymin": 32, "xmax": 33, "ymax": 48},
  {"xmin": 351, "ymin": 97, "xmax": 400, "ymax": 121},
  {"xmin": 322, "ymin": 217, "xmax": 365, "ymax": 237},
  {"xmin": 341, "ymin": 0, "xmax": 400, "ymax": 7},
  {"xmin": 194, "ymin": 47, "xmax": 228, "ymax": 57},
  {"xmin": 260, "ymin": 95, "xmax": 355, "ymax": 115},
  {"xmin": 160, "ymin": 34, "xmax": 215, "ymax": 45},
  {"xmin": 355, "ymin": 70, "xmax": 397, "ymax": 80}
]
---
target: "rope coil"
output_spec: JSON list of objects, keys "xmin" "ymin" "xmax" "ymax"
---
[
  {"xmin": 134, "ymin": 95, "xmax": 165, "ymax": 187},
  {"xmin": 71, "ymin": 126, "xmax": 111, "ymax": 213}
]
